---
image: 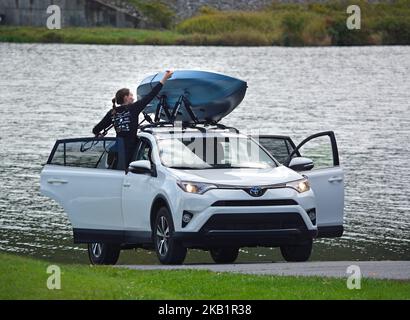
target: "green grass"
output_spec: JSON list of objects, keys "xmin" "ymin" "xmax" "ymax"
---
[
  {"xmin": 0, "ymin": 26, "xmax": 182, "ymax": 45},
  {"xmin": 127, "ymin": 0, "xmax": 176, "ymax": 29},
  {"xmin": 176, "ymin": 0, "xmax": 410, "ymax": 46},
  {"xmin": 1, "ymin": 1, "xmax": 409, "ymax": 46},
  {"xmin": 0, "ymin": 253, "xmax": 409, "ymax": 299}
]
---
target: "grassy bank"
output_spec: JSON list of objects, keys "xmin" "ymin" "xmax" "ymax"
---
[
  {"xmin": 0, "ymin": 1, "xmax": 409, "ymax": 46},
  {"xmin": 175, "ymin": 0, "xmax": 410, "ymax": 46},
  {"xmin": 0, "ymin": 253, "xmax": 409, "ymax": 299},
  {"xmin": 0, "ymin": 26, "xmax": 182, "ymax": 45}
]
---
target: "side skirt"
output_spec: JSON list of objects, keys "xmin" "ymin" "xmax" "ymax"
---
[{"xmin": 73, "ymin": 228, "xmax": 152, "ymax": 245}]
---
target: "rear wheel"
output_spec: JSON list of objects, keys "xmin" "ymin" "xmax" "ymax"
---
[
  {"xmin": 87, "ymin": 243, "xmax": 121, "ymax": 265},
  {"xmin": 154, "ymin": 207, "xmax": 187, "ymax": 265},
  {"xmin": 210, "ymin": 248, "xmax": 239, "ymax": 264},
  {"xmin": 280, "ymin": 238, "xmax": 313, "ymax": 262}
]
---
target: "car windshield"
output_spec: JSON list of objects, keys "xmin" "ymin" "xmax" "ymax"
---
[{"xmin": 157, "ymin": 135, "xmax": 277, "ymax": 169}]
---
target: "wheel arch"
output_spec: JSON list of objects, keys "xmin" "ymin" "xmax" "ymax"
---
[{"xmin": 150, "ymin": 194, "xmax": 174, "ymax": 233}]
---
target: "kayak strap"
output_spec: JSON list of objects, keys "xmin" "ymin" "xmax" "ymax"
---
[
  {"xmin": 154, "ymin": 95, "xmax": 172, "ymax": 122},
  {"xmin": 154, "ymin": 94, "xmax": 199, "ymax": 124},
  {"xmin": 181, "ymin": 96, "xmax": 199, "ymax": 124}
]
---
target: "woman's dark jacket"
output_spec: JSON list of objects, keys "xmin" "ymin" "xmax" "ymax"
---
[{"xmin": 92, "ymin": 82, "xmax": 163, "ymax": 166}]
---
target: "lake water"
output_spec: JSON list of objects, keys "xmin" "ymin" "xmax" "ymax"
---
[{"xmin": 0, "ymin": 43, "xmax": 409, "ymax": 264}]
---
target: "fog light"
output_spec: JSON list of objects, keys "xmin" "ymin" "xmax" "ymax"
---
[
  {"xmin": 307, "ymin": 208, "xmax": 316, "ymax": 225},
  {"xmin": 182, "ymin": 211, "xmax": 193, "ymax": 228}
]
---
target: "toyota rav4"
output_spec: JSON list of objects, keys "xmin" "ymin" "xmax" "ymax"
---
[{"xmin": 40, "ymin": 124, "xmax": 344, "ymax": 265}]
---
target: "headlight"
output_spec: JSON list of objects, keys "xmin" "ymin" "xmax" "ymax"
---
[
  {"xmin": 286, "ymin": 178, "xmax": 310, "ymax": 193},
  {"xmin": 177, "ymin": 181, "xmax": 217, "ymax": 194}
]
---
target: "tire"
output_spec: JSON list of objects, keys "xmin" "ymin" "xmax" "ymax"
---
[
  {"xmin": 154, "ymin": 206, "xmax": 187, "ymax": 265},
  {"xmin": 280, "ymin": 238, "xmax": 313, "ymax": 262},
  {"xmin": 210, "ymin": 248, "xmax": 239, "ymax": 264},
  {"xmin": 87, "ymin": 242, "xmax": 121, "ymax": 265}
]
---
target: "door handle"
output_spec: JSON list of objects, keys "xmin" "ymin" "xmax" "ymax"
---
[
  {"xmin": 123, "ymin": 183, "xmax": 131, "ymax": 188},
  {"xmin": 328, "ymin": 176, "xmax": 343, "ymax": 183},
  {"xmin": 47, "ymin": 179, "xmax": 68, "ymax": 184}
]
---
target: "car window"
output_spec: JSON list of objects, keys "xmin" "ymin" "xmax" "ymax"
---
[
  {"xmin": 298, "ymin": 135, "xmax": 334, "ymax": 169},
  {"xmin": 257, "ymin": 137, "xmax": 295, "ymax": 164},
  {"xmin": 136, "ymin": 140, "xmax": 152, "ymax": 162},
  {"xmin": 48, "ymin": 138, "xmax": 124, "ymax": 170}
]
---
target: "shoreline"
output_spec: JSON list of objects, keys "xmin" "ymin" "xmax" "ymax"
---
[
  {"xmin": 0, "ymin": 25, "xmax": 408, "ymax": 47},
  {"xmin": 1, "ymin": 2, "xmax": 409, "ymax": 47}
]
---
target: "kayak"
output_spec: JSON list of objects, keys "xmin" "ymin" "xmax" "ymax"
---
[{"xmin": 137, "ymin": 70, "xmax": 247, "ymax": 123}]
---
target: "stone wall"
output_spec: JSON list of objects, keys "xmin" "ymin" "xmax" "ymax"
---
[
  {"xmin": 165, "ymin": 0, "xmax": 391, "ymax": 21},
  {"xmin": 0, "ymin": 0, "xmax": 393, "ymax": 28},
  {"xmin": 0, "ymin": 0, "xmax": 141, "ymax": 28},
  {"xmin": 166, "ymin": 0, "xmax": 274, "ymax": 21}
]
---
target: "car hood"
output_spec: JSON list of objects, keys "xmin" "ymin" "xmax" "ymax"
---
[{"xmin": 166, "ymin": 165, "xmax": 302, "ymax": 186}]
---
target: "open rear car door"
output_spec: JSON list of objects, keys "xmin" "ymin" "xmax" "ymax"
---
[{"xmin": 256, "ymin": 131, "xmax": 344, "ymax": 238}]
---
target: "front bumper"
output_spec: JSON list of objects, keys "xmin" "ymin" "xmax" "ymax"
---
[
  {"xmin": 174, "ymin": 229, "xmax": 317, "ymax": 248},
  {"xmin": 174, "ymin": 187, "xmax": 316, "ymax": 229},
  {"xmin": 170, "ymin": 185, "xmax": 317, "ymax": 248}
]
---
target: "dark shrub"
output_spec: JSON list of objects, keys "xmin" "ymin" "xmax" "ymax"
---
[
  {"xmin": 41, "ymin": 31, "xmax": 63, "ymax": 43},
  {"xmin": 325, "ymin": 16, "xmax": 371, "ymax": 45},
  {"xmin": 375, "ymin": 16, "xmax": 410, "ymax": 45}
]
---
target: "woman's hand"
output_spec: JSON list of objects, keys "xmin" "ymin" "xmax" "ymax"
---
[{"xmin": 160, "ymin": 70, "xmax": 174, "ymax": 84}]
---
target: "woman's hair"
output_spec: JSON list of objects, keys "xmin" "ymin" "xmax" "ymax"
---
[{"xmin": 112, "ymin": 88, "xmax": 130, "ymax": 115}]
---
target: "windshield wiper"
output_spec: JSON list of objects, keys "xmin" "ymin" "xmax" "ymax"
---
[
  {"xmin": 210, "ymin": 164, "xmax": 267, "ymax": 169},
  {"xmin": 168, "ymin": 166, "xmax": 209, "ymax": 170},
  {"xmin": 168, "ymin": 164, "xmax": 269, "ymax": 170}
]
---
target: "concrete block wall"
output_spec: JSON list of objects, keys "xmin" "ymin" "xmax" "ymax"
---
[{"xmin": 0, "ymin": 0, "xmax": 140, "ymax": 27}]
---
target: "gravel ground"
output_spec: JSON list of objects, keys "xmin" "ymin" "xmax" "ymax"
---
[{"xmin": 119, "ymin": 261, "xmax": 410, "ymax": 280}]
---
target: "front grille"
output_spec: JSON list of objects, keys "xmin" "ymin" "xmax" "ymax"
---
[
  {"xmin": 200, "ymin": 213, "xmax": 307, "ymax": 233},
  {"xmin": 211, "ymin": 199, "xmax": 298, "ymax": 207}
]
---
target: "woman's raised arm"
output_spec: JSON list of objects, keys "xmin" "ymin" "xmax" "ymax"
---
[{"xmin": 133, "ymin": 70, "xmax": 174, "ymax": 111}]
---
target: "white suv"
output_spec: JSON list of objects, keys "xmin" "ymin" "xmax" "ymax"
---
[{"xmin": 40, "ymin": 123, "xmax": 344, "ymax": 265}]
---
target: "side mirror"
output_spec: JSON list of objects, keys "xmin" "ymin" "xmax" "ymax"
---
[
  {"xmin": 288, "ymin": 157, "xmax": 314, "ymax": 171},
  {"xmin": 128, "ymin": 160, "xmax": 152, "ymax": 175}
]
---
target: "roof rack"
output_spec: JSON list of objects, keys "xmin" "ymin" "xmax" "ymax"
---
[
  {"xmin": 139, "ymin": 121, "xmax": 240, "ymax": 135},
  {"xmin": 136, "ymin": 93, "xmax": 240, "ymax": 134}
]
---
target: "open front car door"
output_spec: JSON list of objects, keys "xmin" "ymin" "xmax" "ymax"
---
[
  {"xmin": 40, "ymin": 137, "xmax": 127, "ymax": 241},
  {"xmin": 256, "ymin": 131, "xmax": 344, "ymax": 238}
]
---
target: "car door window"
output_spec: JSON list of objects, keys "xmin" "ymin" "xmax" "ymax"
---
[
  {"xmin": 135, "ymin": 140, "xmax": 152, "ymax": 162},
  {"xmin": 289, "ymin": 131, "xmax": 340, "ymax": 169},
  {"xmin": 253, "ymin": 135, "xmax": 299, "ymax": 164},
  {"xmin": 47, "ymin": 138, "xmax": 125, "ymax": 170},
  {"xmin": 297, "ymin": 136, "xmax": 334, "ymax": 169}
]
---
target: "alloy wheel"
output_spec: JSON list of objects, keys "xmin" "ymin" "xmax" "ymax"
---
[
  {"xmin": 156, "ymin": 216, "xmax": 170, "ymax": 256},
  {"xmin": 91, "ymin": 243, "xmax": 103, "ymax": 258}
]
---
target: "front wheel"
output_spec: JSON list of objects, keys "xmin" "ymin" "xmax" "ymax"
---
[
  {"xmin": 210, "ymin": 248, "xmax": 239, "ymax": 264},
  {"xmin": 154, "ymin": 207, "xmax": 187, "ymax": 265},
  {"xmin": 280, "ymin": 239, "xmax": 313, "ymax": 262},
  {"xmin": 87, "ymin": 243, "xmax": 121, "ymax": 265}
]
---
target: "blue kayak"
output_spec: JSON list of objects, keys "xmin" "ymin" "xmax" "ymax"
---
[{"xmin": 137, "ymin": 70, "xmax": 247, "ymax": 123}]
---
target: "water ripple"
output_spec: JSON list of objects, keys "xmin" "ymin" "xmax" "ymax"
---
[{"xmin": 0, "ymin": 44, "xmax": 409, "ymax": 262}]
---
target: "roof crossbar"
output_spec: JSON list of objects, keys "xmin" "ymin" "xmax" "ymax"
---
[{"xmin": 139, "ymin": 121, "xmax": 240, "ymax": 135}]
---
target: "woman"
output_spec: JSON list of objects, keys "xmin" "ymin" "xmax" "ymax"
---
[{"xmin": 93, "ymin": 70, "xmax": 173, "ymax": 168}]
